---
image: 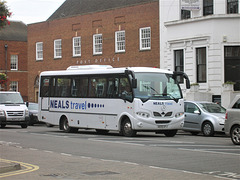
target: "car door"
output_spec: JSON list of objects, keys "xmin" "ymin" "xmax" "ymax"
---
[{"xmin": 184, "ymin": 102, "xmax": 202, "ymax": 131}]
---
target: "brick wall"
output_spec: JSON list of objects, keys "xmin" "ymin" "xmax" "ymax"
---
[
  {"xmin": 0, "ymin": 40, "xmax": 28, "ymax": 101},
  {"xmin": 28, "ymin": 2, "xmax": 159, "ymax": 102}
]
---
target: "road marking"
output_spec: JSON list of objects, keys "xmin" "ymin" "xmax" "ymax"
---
[
  {"xmin": 89, "ymin": 138, "xmax": 145, "ymax": 146},
  {"xmin": 0, "ymin": 158, "xmax": 39, "ymax": 178},
  {"xmin": 124, "ymin": 162, "xmax": 139, "ymax": 166},
  {"xmin": 60, "ymin": 153, "xmax": 72, "ymax": 157},
  {"xmin": 179, "ymin": 148, "xmax": 240, "ymax": 156}
]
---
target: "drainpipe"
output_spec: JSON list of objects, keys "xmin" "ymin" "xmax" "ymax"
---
[{"xmin": 4, "ymin": 44, "xmax": 8, "ymax": 91}]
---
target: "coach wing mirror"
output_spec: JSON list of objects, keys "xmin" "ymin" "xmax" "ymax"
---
[
  {"xmin": 173, "ymin": 71, "xmax": 190, "ymax": 89},
  {"xmin": 125, "ymin": 69, "xmax": 137, "ymax": 88},
  {"xmin": 132, "ymin": 79, "xmax": 137, "ymax": 89}
]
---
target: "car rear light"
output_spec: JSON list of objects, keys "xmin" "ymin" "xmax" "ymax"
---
[{"xmin": 225, "ymin": 112, "xmax": 228, "ymax": 120}]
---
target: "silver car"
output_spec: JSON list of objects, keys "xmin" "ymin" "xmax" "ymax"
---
[
  {"xmin": 183, "ymin": 101, "xmax": 226, "ymax": 136},
  {"xmin": 224, "ymin": 95, "xmax": 240, "ymax": 145}
]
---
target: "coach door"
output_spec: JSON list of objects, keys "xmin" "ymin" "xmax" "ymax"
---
[{"xmin": 40, "ymin": 77, "xmax": 51, "ymax": 110}]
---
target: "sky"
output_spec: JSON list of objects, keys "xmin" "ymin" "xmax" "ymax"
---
[{"xmin": 6, "ymin": 0, "xmax": 66, "ymax": 24}]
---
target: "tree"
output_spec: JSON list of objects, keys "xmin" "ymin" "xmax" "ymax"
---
[{"xmin": 0, "ymin": 0, "xmax": 11, "ymax": 29}]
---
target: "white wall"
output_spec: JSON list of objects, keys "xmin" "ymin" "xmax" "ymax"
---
[{"xmin": 160, "ymin": 0, "xmax": 240, "ymax": 102}]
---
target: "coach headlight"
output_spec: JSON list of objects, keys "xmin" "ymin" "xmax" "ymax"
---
[
  {"xmin": 175, "ymin": 112, "xmax": 184, "ymax": 118},
  {"xmin": 136, "ymin": 112, "xmax": 150, "ymax": 118}
]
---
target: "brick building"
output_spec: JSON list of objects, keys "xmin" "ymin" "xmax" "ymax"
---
[
  {"xmin": 0, "ymin": 21, "xmax": 28, "ymax": 101},
  {"xmin": 28, "ymin": 0, "xmax": 160, "ymax": 102}
]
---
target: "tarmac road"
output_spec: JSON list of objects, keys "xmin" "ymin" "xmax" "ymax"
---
[{"xmin": 0, "ymin": 143, "xmax": 228, "ymax": 180}]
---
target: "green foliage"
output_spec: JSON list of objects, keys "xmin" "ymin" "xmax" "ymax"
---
[{"xmin": 0, "ymin": 0, "xmax": 12, "ymax": 29}]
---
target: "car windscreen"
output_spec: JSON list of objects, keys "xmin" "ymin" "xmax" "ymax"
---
[
  {"xmin": 199, "ymin": 103, "xmax": 226, "ymax": 113},
  {"xmin": 28, "ymin": 103, "xmax": 38, "ymax": 110},
  {"xmin": 0, "ymin": 93, "xmax": 24, "ymax": 104}
]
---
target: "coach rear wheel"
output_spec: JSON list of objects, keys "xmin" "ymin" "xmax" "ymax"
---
[{"xmin": 62, "ymin": 117, "xmax": 78, "ymax": 133}]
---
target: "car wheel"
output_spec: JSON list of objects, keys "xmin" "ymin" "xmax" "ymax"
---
[
  {"xmin": 1, "ymin": 124, "xmax": 6, "ymax": 128},
  {"xmin": 121, "ymin": 119, "xmax": 136, "ymax": 137},
  {"xmin": 21, "ymin": 124, "xmax": 28, "ymax": 128},
  {"xmin": 190, "ymin": 131, "xmax": 199, "ymax": 135},
  {"xmin": 163, "ymin": 130, "xmax": 178, "ymax": 137},
  {"xmin": 62, "ymin": 117, "xmax": 78, "ymax": 133},
  {"xmin": 202, "ymin": 122, "xmax": 214, "ymax": 136},
  {"xmin": 230, "ymin": 125, "xmax": 240, "ymax": 145}
]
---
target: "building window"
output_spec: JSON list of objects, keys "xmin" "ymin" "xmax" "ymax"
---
[
  {"xmin": 54, "ymin": 39, "xmax": 62, "ymax": 59},
  {"xmin": 140, "ymin": 27, "xmax": 151, "ymax": 50},
  {"xmin": 181, "ymin": 10, "xmax": 191, "ymax": 19},
  {"xmin": 73, "ymin": 37, "xmax": 81, "ymax": 57},
  {"xmin": 36, "ymin": 42, "xmax": 43, "ymax": 61},
  {"xmin": 10, "ymin": 81, "xmax": 18, "ymax": 92},
  {"xmin": 115, "ymin": 30, "xmax": 125, "ymax": 53},
  {"xmin": 10, "ymin": 55, "xmax": 18, "ymax": 70},
  {"xmin": 174, "ymin": 50, "xmax": 184, "ymax": 83},
  {"xmin": 93, "ymin": 34, "xmax": 103, "ymax": 55},
  {"xmin": 203, "ymin": 0, "xmax": 213, "ymax": 16},
  {"xmin": 227, "ymin": 0, "xmax": 239, "ymax": 14},
  {"xmin": 224, "ymin": 46, "xmax": 240, "ymax": 91},
  {"xmin": 196, "ymin": 47, "xmax": 207, "ymax": 83}
]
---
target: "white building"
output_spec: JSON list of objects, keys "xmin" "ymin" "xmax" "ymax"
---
[{"xmin": 160, "ymin": 0, "xmax": 240, "ymax": 107}]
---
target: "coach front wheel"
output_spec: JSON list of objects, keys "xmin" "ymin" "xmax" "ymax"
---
[{"xmin": 121, "ymin": 119, "xmax": 136, "ymax": 137}]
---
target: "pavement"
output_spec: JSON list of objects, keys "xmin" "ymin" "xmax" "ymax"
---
[{"xmin": 0, "ymin": 142, "xmax": 227, "ymax": 180}]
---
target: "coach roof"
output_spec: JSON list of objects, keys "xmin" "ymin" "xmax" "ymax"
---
[{"xmin": 47, "ymin": 0, "xmax": 158, "ymax": 21}]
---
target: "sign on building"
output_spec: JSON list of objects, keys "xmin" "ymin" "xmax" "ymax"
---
[{"xmin": 181, "ymin": 0, "xmax": 200, "ymax": 10}]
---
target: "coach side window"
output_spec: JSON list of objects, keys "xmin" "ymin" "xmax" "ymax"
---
[
  {"xmin": 54, "ymin": 77, "xmax": 71, "ymax": 97},
  {"xmin": 72, "ymin": 77, "xmax": 88, "ymax": 97},
  {"xmin": 119, "ymin": 77, "xmax": 132, "ymax": 101},
  {"xmin": 89, "ymin": 77, "xmax": 107, "ymax": 98},
  {"xmin": 40, "ymin": 77, "xmax": 50, "ymax": 97},
  {"xmin": 107, "ymin": 78, "xmax": 119, "ymax": 98}
]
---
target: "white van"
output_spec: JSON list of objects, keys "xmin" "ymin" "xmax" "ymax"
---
[{"xmin": 0, "ymin": 91, "xmax": 29, "ymax": 128}]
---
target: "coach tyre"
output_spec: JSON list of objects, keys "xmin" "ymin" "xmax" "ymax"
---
[
  {"xmin": 62, "ymin": 116, "xmax": 78, "ymax": 133},
  {"xmin": 122, "ymin": 118, "xmax": 136, "ymax": 137},
  {"xmin": 231, "ymin": 125, "xmax": 240, "ymax": 145},
  {"xmin": 163, "ymin": 130, "xmax": 177, "ymax": 137}
]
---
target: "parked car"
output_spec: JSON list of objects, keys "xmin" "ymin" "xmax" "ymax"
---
[
  {"xmin": 27, "ymin": 102, "xmax": 39, "ymax": 125},
  {"xmin": 183, "ymin": 101, "xmax": 226, "ymax": 136},
  {"xmin": 0, "ymin": 91, "xmax": 29, "ymax": 128},
  {"xmin": 224, "ymin": 95, "xmax": 240, "ymax": 145}
]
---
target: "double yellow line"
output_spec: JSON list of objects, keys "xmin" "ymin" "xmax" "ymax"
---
[{"xmin": 0, "ymin": 159, "xmax": 39, "ymax": 178}]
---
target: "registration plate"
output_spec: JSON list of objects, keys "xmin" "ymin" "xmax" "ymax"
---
[{"xmin": 158, "ymin": 125, "xmax": 168, "ymax": 129}]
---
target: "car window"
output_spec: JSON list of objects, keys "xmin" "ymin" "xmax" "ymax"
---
[
  {"xmin": 199, "ymin": 103, "xmax": 226, "ymax": 113},
  {"xmin": 185, "ymin": 102, "xmax": 199, "ymax": 113},
  {"xmin": 232, "ymin": 99, "xmax": 240, "ymax": 109}
]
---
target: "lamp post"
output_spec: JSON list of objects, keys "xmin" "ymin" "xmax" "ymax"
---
[{"xmin": 4, "ymin": 44, "xmax": 8, "ymax": 90}]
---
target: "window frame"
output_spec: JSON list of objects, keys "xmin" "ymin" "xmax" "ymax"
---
[
  {"xmin": 73, "ymin": 37, "xmax": 81, "ymax": 57},
  {"xmin": 139, "ymin": 27, "xmax": 151, "ymax": 51},
  {"xmin": 196, "ymin": 47, "xmax": 207, "ymax": 83},
  {"xmin": 10, "ymin": 81, "xmax": 18, "ymax": 92},
  {"xmin": 36, "ymin": 42, "xmax": 43, "ymax": 61},
  {"xmin": 93, "ymin": 34, "xmax": 103, "ymax": 55},
  {"xmin": 181, "ymin": 9, "xmax": 191, "ymax": 19},
  {"xmin": 174, "ymin": 49, "xmax": 184, "ymax": 83},
  {"xmin": 10, "ymin": 55, "xmax": 18, "ymax": 70},
  {"xmin": 54, "ymin": 39, "xmax": 62, "ymax": 59},
  {"xmin": 115, "ymin": 30, "xmax": 126, "ymax": 53},
  {"xmin": 203, "ymin": 0, "xmax": 214, "ymax": 16},
  {"xmin": 227, "ymin": 0, "xmax": 239, "ymax": 14}
]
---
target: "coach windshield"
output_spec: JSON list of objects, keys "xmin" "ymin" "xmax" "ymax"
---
[{"xmin": 133, "ymin": 73, "xmax": 182, "ymax": 102}]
